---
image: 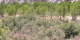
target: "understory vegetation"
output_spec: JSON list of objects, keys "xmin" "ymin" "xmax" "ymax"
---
[{"xmin": 0, "ymin": 1, "xmax": 80, "ymax": 40}]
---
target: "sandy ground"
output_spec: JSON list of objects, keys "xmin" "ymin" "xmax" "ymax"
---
[
  {"xmin": 45, "ymin": 15, "xmax": 80, "ymax": 22},
  {"xmin": 4, "ymin": 14, "xmax": 80, "ymax": 22}
]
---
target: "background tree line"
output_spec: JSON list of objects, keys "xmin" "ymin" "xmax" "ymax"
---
[{"xmin": 0, "ymin": 1, "xmax": 80, "ymax": 21}]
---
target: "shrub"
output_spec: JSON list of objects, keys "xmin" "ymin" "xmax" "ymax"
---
[
  {"xmin": 51, "ymin": 20, "xmax": 63, "ymax": 25},
  {"xmin": 44, "ymin": 26, "xmax": 65, "ymax": 40},
  {"xmin": 59, "ymin": 23, "xmax": 79, "ymax": 38},
  {"xmin": 42, "ymin": 21, "xmax": 54, "ymax": 28},
  {"xmin": 35, "ymin": 19, "xmax": 44, "ymax": 27},
  {"xmin": 22, "ymin": 14, "xmax": 36, "ymax": 21},
  {"xmin": 2, "ymin": 14, "xmax": 36, "ymax": 31},
  {"xmin": 46, "ymin": 30, "xmax": 52, "ymax": 37},
  {"xmin": 74, "ymin": 22, "xmax": 80, "ymax": 32},
  {"xmin": 0, "ymin": 26, "xmax": 11, "ymax": 40},
  {"xmin": 53, "ymin": 29, "xmax": 65, "ymax": 40},
  {"xmin": 35, "ymin": 19, "xmax": 54, "ymax": 28},
  {"xmin": 38, "ymin": 34, "xmax": 44, "ymax": 40},
  {"xmin": 69, "ymin": 33, "xmax": 80, "ymax": 40}
]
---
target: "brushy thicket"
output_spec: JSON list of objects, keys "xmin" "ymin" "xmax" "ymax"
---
[
  {"xmin": 0, "ymin": 1, "xmax": 80, "ymax": 40},
  {"xmin": 0, "ymin": 26, "xmax": 11, "ymax": 40},
  {"xmin": 59, "ymin": 22, "xmax": 80, "ymax": 38},
  {"xmin": 2, "ymin": 14, "xmax": 36, "ymax": 31},
  {"xmin": 1, "ymin": 14, "xmax": 80, "ymax": 40}
]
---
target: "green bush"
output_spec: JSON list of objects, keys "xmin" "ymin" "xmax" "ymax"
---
[
  {"xmin": 53, "ymin": 29, "xmax": 65, "ymax": 40},
  {"xmin": 59, "ymin": 23, "xmax": 79, "ymax": 38},
  {"xmin": 22, "ymin": 14, "xmax": 36, "ymax": 21},
  {"xmin": 2, "ymin": 14, "xmax": 36, "ymax": 31},
  {"xmin": 46, "ymin": 30, "xmax": 52, "ymax": 37},
  {"xmin": 51, "ymin": 20, "xmax": 63, "ymax": 25},
  {"xmin": 42, "ymin": 21, "xmax": 54, "ymax": 28},
  {"xmin": 44, "ymin": 26, "xmax": 65, "ymax": 40},
  {"xmin": 38, "ymin": 34, "xmax": 44, "ymax": 40},
  {"xmin": 35, "ymin": 19, "xmax": 54, "ymax": 28},
  {"xmin": 35, "ymin": 19, "xmax": 44, "ymax": 27},
  {"xmin": 0, "ymin": 26, "xmax": 11, "ymax": 40}
]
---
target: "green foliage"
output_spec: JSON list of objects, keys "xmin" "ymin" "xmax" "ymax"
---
[
  {"xmin": 35, "ymin": 5, "xmax": 48, "ymax": 16},
  {"xmin": 0, "ymin": 26, "xmax": 11, "ymax": 40},
  {"xmin": 21, "ymin": 1, "xmax": 32, "ymax": 7},
  {"xmin": 60, "ymin": 23, "xmax": 79, "ymax": 38},
  {"xmin": 27, "ymin": 6, "xmax": 34, "ymax": 13},
  {"xmin": 22, "ymin": 5, "xmax": 28, "ymax": 14},
  {"xmin": 70, "ymin": 1, "xmax": 80, "ymax": 21},
  {"xmin": 46, "ymin": 30, "xmax": 52, "ymax": 37},
  {"xmin": 44, "ymin": 26, "xmax": 65, "ymax": 40},
  {"xmin": 0, "ymin": 1, "xmax": 5, "ymax": 17},
  {"xmin": 15, "ymin": 2, "xmax": 20, "ymax": 15},
  {"xmin": 2, "ymin": 14, "xmax": 36, "ymax": 31},
  {"xmin": 1, "ymin": 1, "xmax": 80, "ymax": 40},
  {"xmin": 49, "ymin": 4, "xmax": 55, "ymax": 19},
  {"xmin": 52, "ymin": 29, "xmax": 65, "ymax": 40},
  {"xmin": 35, "ymin": 19, "xmax": 44, "ymax": 27},
  {"xmin": 57, "ymin": 2, "xmax": 68, "ymax": 20},
  {"xmin": 35, "ymin": 19, "xmax": 54, "ymax": 28},
  {"xmin": 6, "ymin": 5, "xmax": 16, "ymax": 16},
  {"xmin": 0, "ymin": 1, "xmax": 80, "ymax": 21},
  {"xmin": 42, "ymin": 21, "xmax": 54, "ymax": 28}
]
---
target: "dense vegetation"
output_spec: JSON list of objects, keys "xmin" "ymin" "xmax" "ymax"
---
[{"xmin": 0, "ymin": 1, "xmax": 80, "ymax": 40}]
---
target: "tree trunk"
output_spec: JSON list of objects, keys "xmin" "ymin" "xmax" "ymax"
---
[
  {"xmin": 72, "ymin": 17, "xmax": 76, "ymax": 21},
  {"xmin": 72, "ymin": 17, "xmax": 74, "ymax": 21},
  {"xmin": 2, "ymin": 14, "xmax": 4, "ymax": 17},
  {"xmin": 63, "ymin": 17, "xmax": 65, "ymax": 22},
  {"xmin": 50, "ymin": 16, "xmax": 53, "ymax": 21},
  {"xmin": 15, "ymin": 9, "xmax": 17, "ymax": 16},
  {"xmin": 15, "ymin": 12, "xmax": 16, "ymax": 16},
  {"xmin": 59, "ymin": 16, "xmax": 61, "ymax": 20},
  {"xmin": 51, "ymin": 16, "xmax": 52, "ymax": 19}
]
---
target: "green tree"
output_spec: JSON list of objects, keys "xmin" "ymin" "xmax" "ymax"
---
[
  {"xmin": 49, "ymin": 4, "xmax": 56, "ymax": 19},
  {"xmin": 0, "ymin": 1, "xmax": 5, "ymax": 17},
  {"xmin": 35, "ymin": 6, "xmax": 48, "ymax": 17},
  {"xmin": 57, "ymin": 4, "xmax": 63, "ymax": 20},
  {"xmin": 15, "ymin": 2, "xmax": 19, "ymax": 16},
  {"xmin": 70, "ymin": 2, "xmax": 80, "ymax": 21},
  {"xmin": 22, "ymin": 5, "xmax": 28, "ymax": 14},
  {"xmin": 27, "ymin": 6, "xmax": 34, "ymax": 14},
  {"xmin": 57, "ymin": 2, "xmax": 68, "ymax": 21},
  {"xmin": 6, "ymin": 5, "xmax": 16, "ymax": 16},
  {"xmin": 41, "ymin": 6, "xmax": 48, "ymax": 17}
]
